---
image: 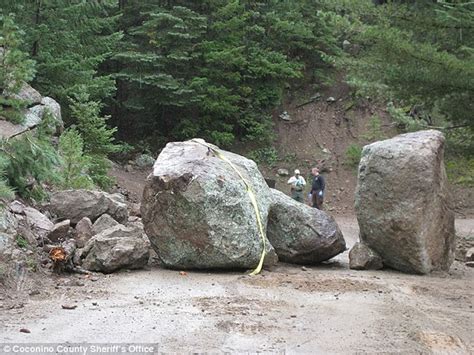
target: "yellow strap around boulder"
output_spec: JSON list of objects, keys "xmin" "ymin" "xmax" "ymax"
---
[{"xmin": 191, "ymin": 139, "xmax": 266, "ymax": 275}]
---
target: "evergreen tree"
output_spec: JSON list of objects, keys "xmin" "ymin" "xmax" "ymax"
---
[
  {"xmin": 342, "ymin": 0, "xmax": 474, "ymax": 133},
  {"xmin": 58, "ymin": 128, "xmax": 94, "ymax": 189},
  {"xmin": 113, "ymin": 0, "xmax": 341, "ymax": 147},
  {"xmin": 0, "ymin": 14, "xmax": 36, "ymax": 123},
  {"xmin": 0, "ymin": 0, "xmax": 122, "ymax": 123},
  {"xmin": 69, "ymin": 89, "xmax": 121, "ymax": 189}
]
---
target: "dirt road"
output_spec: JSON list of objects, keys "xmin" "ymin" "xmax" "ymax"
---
[{"xmin": 1, "ymin": 218, "xmax": 472, "ymax": 354}]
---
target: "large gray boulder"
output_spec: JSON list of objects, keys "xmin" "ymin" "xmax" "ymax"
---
[
  {"xmin": 355, "ymin": 130, "xmax": 455, "ymax": 274},
  {"xmin": 141, "ymin": 139, "xmax": 276, "ymax": 270},
  {"xmin": 81, "ymin": 224, "xmax": 150, "ymax": 273},
  {"xmin": 49, "ymin": 190, "xmax": 128, "ymax": 224},
  {"xmin": 267, "ymin": 189, "xmax": 346, "ymax": 264}
]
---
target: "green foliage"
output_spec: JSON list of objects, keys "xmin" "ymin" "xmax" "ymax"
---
[
  {"xmin": 58, "ymin": 129, "xmax": 94, "ymax": 189},
  {"xmin": 361, "ymin": 115, "xmax": 386, "ymax": 142},
  {"xmin": 340, "ymin": 1, "xmax": 473, "ymax": 144},
  {"xmin": 248, "ymin": 147, "xmax": 278, "ymax": 167},
  {"xmin": 387, "ymin": 102, "xmax": 426, "ymax": 132},
  {"xmin": 1, "ymin": 132, "xmax": 59, "ymax": 200},
  {"xmin": 446, "ymin": 156, "xmax": 474, "ymax": 187},
  {"xmin": 344, "ymin": 144, "xmax": 363, "ymax": 168},
  {"xmin": 0, "ymin": 155, "xmax": 14, "ymax": 202},
  {"xmin": 0, "ymin": 0, "xmax": 122, "ymax": 122},
  {"xmin": 0, "ymin": 14, "xmax": 36, "ymax": 123},
  {"xmin": 16, "ymin": 235, "xmax": 28, "ymax": 248},
  {"xmin": 69, "ymin": 90, "xmax": 120, "ymax": 189},
  {"xmin": 113, "ymin": 1, "xmax": 341, "ymax": 147}
]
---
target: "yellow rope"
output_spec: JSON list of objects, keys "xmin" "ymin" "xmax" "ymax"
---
[{"xmin": 191, "ymin": 139, "xmax": 266, "ymax": 275}]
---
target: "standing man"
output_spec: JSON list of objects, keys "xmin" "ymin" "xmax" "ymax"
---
[
  {"xmin": 287, "ymin": 169, "xmax": 306, "ymax": 203},
  {"xmin": 310, "ymin": 167, "xmax": 325, "ymax": 209}
]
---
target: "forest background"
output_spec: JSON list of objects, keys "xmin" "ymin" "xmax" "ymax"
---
[{"xmin": 0, "ymin": 0, "xmax": 472, "ymax": 199}]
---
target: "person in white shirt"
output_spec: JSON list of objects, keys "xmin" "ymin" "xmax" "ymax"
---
[{"xmin": 287, "ymin": 169, "xmax": 306, "ymax": 203}]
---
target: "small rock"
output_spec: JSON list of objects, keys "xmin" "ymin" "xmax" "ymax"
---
[
  {"xmin": 29, "ymin": 290, "xmax": 40, "ymax": 296},
  {"xmin": 277, "ymin": 168, "xmax": 289, "ymax": 177},
  {"xmin": 465, "ymin": 247, "xmax": 474, "ymax": 262},
  {"xmin": 61, "ymin": 304, "xmax": 77, "ymax": 310},
  {"xmin": 342, "ymin": 39, "xmax": 351, "ymax": 51},
  {"xmin": 75, "ymin": 217, "xmax": 93, "ymax": 248},
  {"xmin": 349, "ymin": 242, "xmax": 383, "ymax": 270},
  {"xmin": 279, "ymin": 111, "xmax": 291, "ymax": 121},
  {"xmin": 301, "ymin": 266, "xmax": 308, "ymax": 271},
  {"xmin": 20, "ymin": 328, "xmax": 31, "ymax": 333},
  {"xmin": 326, "ymin": 97, "xmax": 336, "ymax": 103}
]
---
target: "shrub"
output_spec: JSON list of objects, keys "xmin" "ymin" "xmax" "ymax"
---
[
  {"xmin": 344, "ymin": 144, "xmax": 362, "ymax": 168},
  {"xmin": 248, "ymin": 147, "xmax": 278, "ymax": 167},
  {"xmin": 58, "ymin": 129, "xmax": 94, "ymax": 189}
]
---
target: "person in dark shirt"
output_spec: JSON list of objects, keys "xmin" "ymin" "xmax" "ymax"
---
[{"xmin": 310, "ymin": 167, "xmax": 325, "ymax": 209}]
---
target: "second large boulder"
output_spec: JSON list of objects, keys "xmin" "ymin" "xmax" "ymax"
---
[
  {"xmin": 355, "ymin": 130, "xmax": 455, "ymax": 274},
  {"xmin": 267, "ymin": 189, "xmax": 346, "ymax": 264},
  {"xmin": 141, "ymin": 139, "xmax": 275, "ymax": 270}
]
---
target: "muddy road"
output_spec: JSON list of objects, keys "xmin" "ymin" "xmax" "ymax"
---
[{"xmin": 1, "ymin": 218, "xmax": 473, "ymax": 354}]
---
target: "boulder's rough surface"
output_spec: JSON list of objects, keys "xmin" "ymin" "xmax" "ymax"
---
[
  {"xmin": 49, "ymin": 190, "xmax": 128, "ymax": 224},
  {"xmin": 349, "ymin": 242, "xmax": 383, "ymax": 270},
  {"xmin": 92, "ymin": 214, "xmax": 120, "ymax": 235},
  {"xmin": 10, "ymin": 83, "xmax": 42, "ymax": 105},
  {"xmin": 466, "ymin": 247, "xmax": 474, "ymax": 262},
  {"xmin": 267, "ymin": 189, "xmax": 346, "ymax": 264},
  {"xmin": 47, "ymin": 220, "xmax": 70, "ymax": 243},
  {"xmin": 355, "ymin": 130, "xmax": 455, "ymax": 274},
  {"xmin": 23, "ymin": 207, "xmax": 54, "ymax": 239},
  {"xmin": 0, "ymin": 209, "xmax": 18, "ymax": 254},
  {"xmin": 141, "ymin": 139, "xmax": 275, "ymax": 270},
  {"xmin": 75, "ymin": 217, "xmax": 93, "ymax": 248},
  {"xmin": 81, "ymin": 224, "xmax": 150, "ymax": 273}
]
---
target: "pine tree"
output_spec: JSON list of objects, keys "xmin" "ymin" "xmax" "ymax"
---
[
  {"xmin": 0, "ymin": 0, "xmax": 122, "ymax": 122},
  {"xmin": 0, "ymin": 14, "xmax": 36, "ymax": 123},
  {"xmin": 69, "ymin": 89, "xmax": 121, "ymax": 189},
  {"xmin": 58, "ymin": 128, "xmax": 94, "ymax": 189},
  {"xmin": 342, "ymin": 0, "xmax": 474, "ymax": 132}
]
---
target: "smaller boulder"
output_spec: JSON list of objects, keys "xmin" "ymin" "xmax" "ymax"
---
[
  {"xmin": 23, "ymin": 206, "xmax": 54, "ymax": 239},
  {"xmin": 92, "ymin": 214, "xmax": 119, "ymax": 235},
  {"xmin": 81, "ymin": 224, "xmax": 150, "ymax": 273},
  {"xmin": 267, "ymin": 189, "xmax": 346, "ymax": 264},
  {"xmin": 75, "ymin": 217, "xmax": 93, "ymax": 248},
  {"xmin": 47, "ymin": 220, "xmax": 70, "ymax": 243},
  {"xmin": 49, "ymin": 190, "xmax": 128, "ymax": 224},
  {"xmin": 349, "ymin": 242, "xmax": 383, "ymax": 270}
]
